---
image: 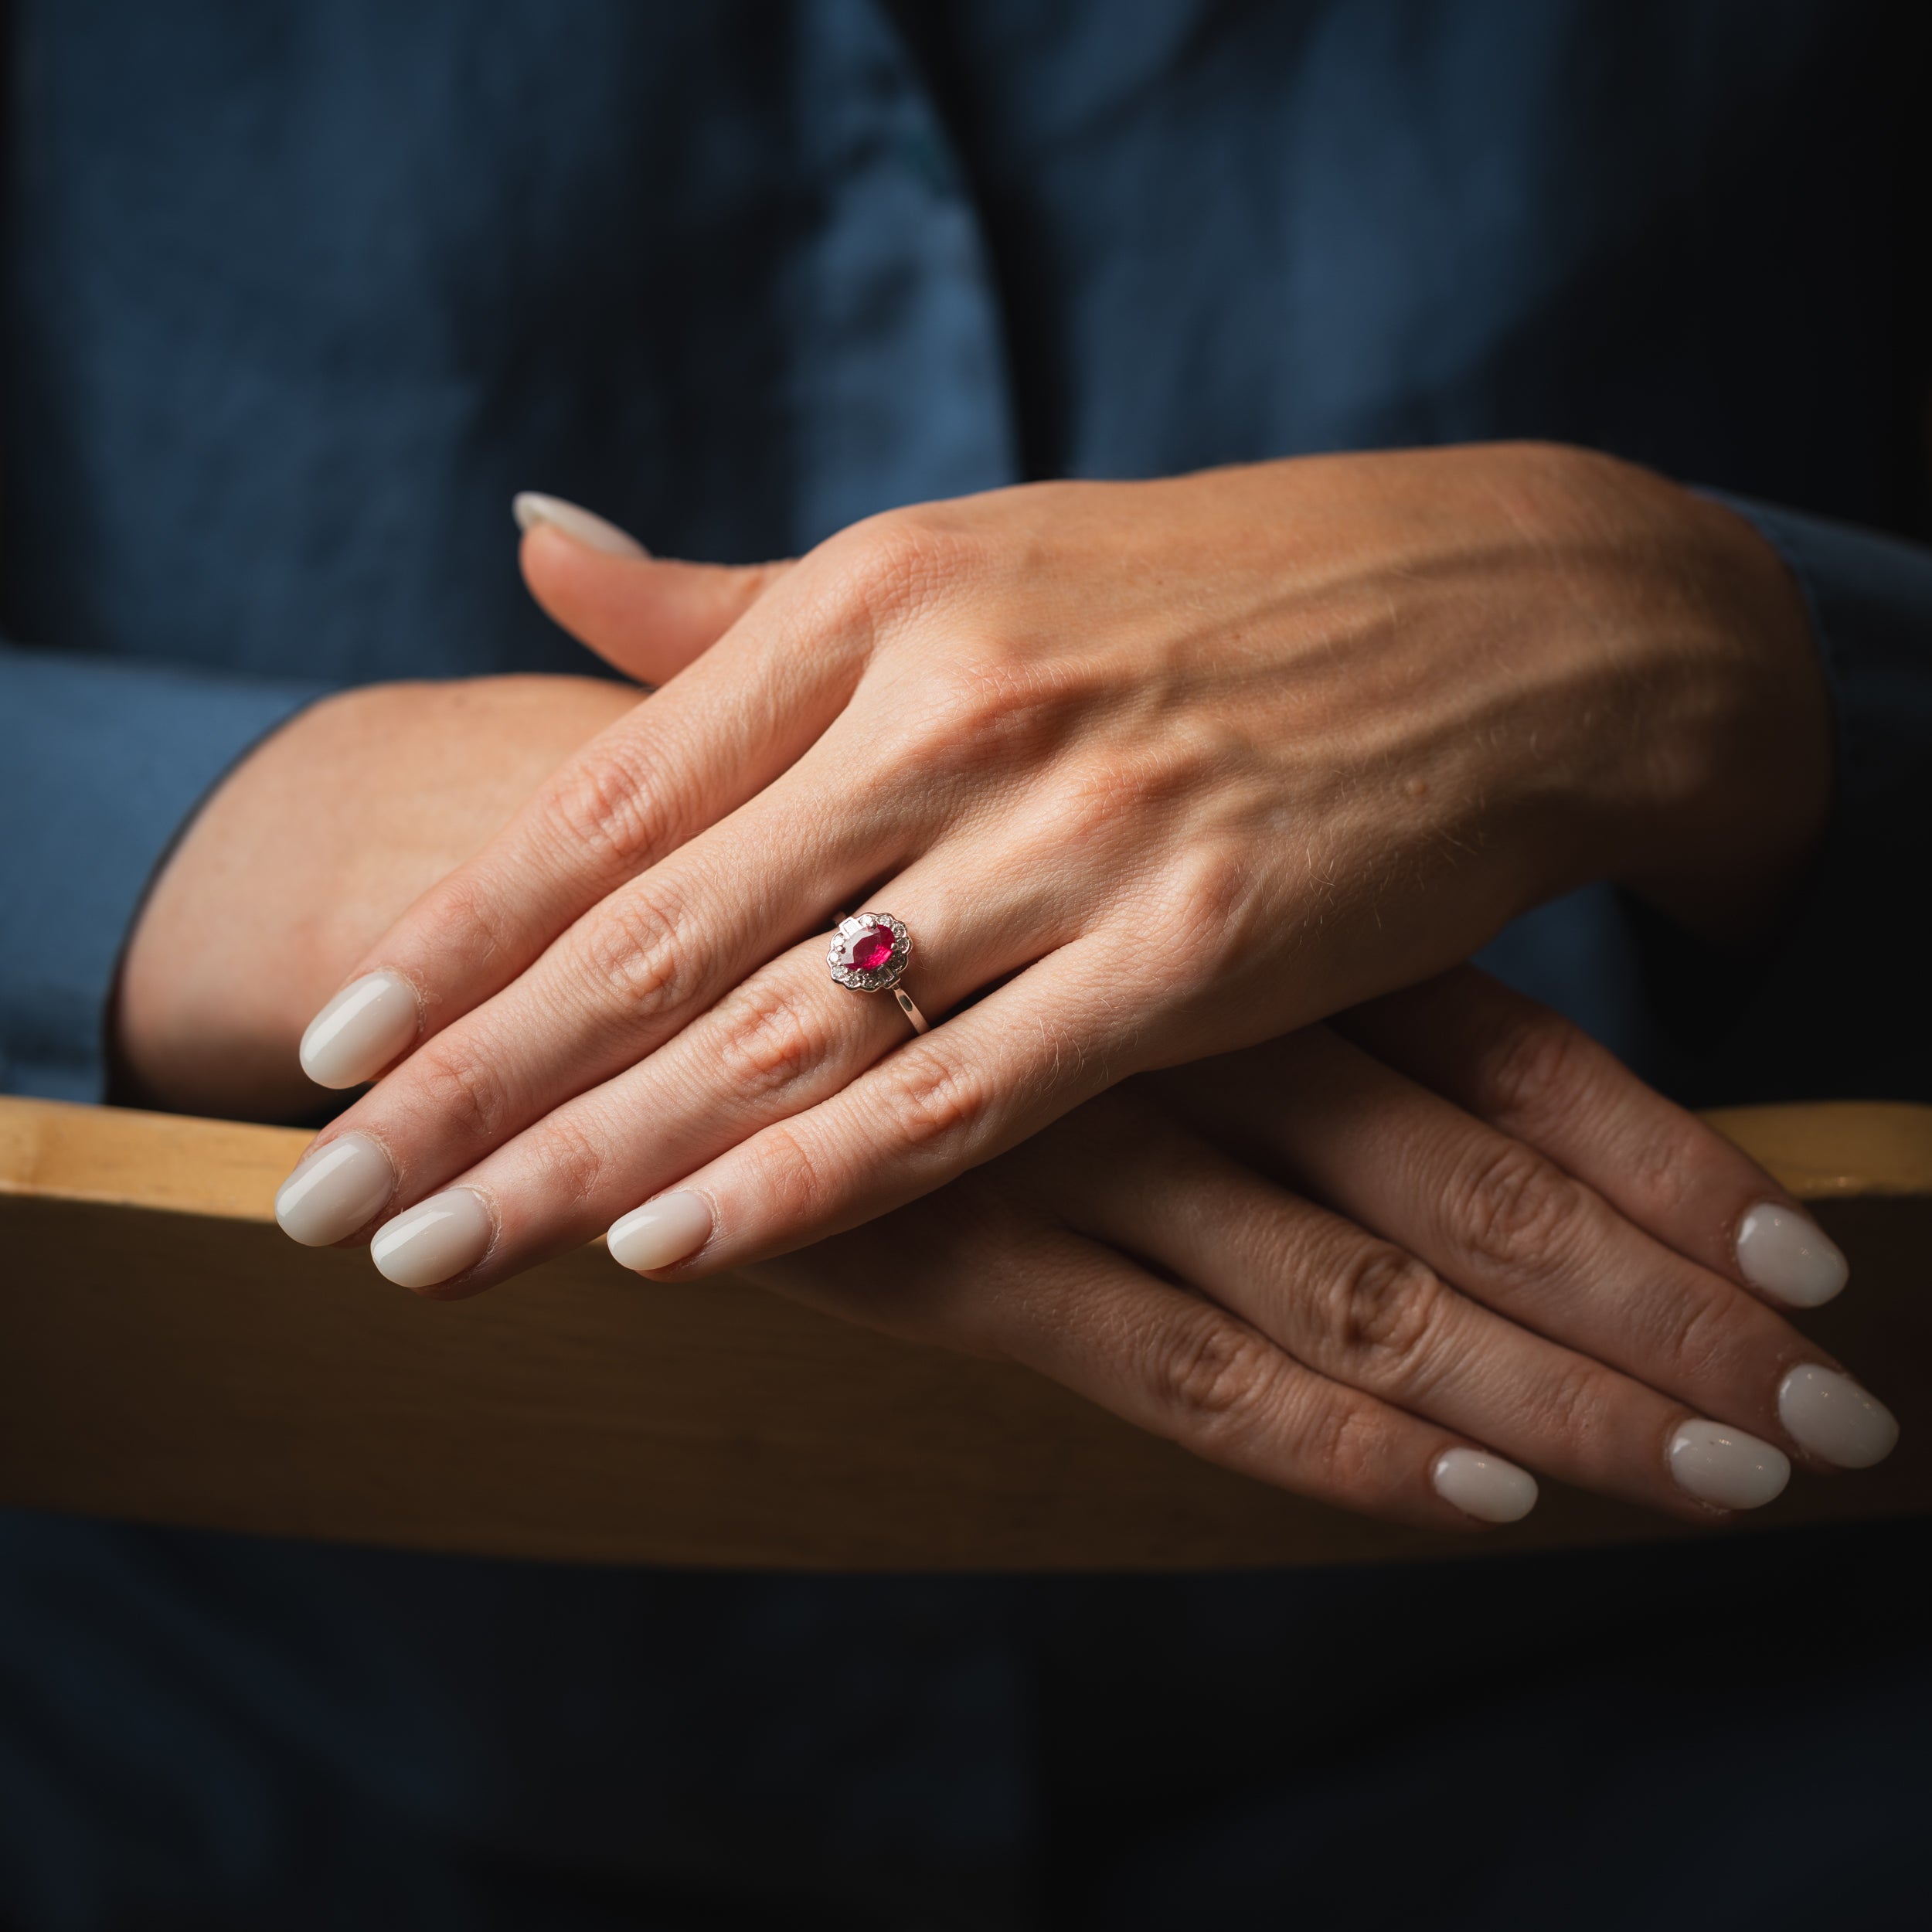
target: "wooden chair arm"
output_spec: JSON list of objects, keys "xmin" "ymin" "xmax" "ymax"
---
[{"xmin": 2, "ymin": 1094, "xmax": 1928, "ymax": 1570}]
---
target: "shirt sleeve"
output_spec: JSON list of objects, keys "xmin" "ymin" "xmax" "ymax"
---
[
  {"xmin": 1630, "ymin": 495, "xmax": 1932, "ymax": 1106},
  {"xmin": 0, "ymin": 645, "xmax": 331, "ymax": 1101}
]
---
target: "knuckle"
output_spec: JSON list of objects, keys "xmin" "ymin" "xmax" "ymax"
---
[
  {"xmin": 1471, "ymin": 1010, "xmax": 1592, "ymax": 1128},
  {"xmin": 818, "ymin": 508, "xmax": 964, "ymax": 633},
  {"xmin": 1048, "ymin": 742, "xmax": 1206, "ymax": 848},
  {"xmin": 1105, "ymin": 737, "xmax": 1214, "ymax": 811},
  {"xmin": 879, "ymin": 1049, "xmax": 989, "ymax": 1156},
  {"xmin": 1144, "ymin": 1313, "xmax": 1281, "ymax": 1449},
  {"xmin": 926, "ymin": 658, "xmax": 1019, "ymax": 738},
  {"xmin": 889, "ymin": 651, "xmax": 1078, "ymax": 778},
  {"xmin": 743, "ymin": 1118, "xmax": 835, "ymax": 1230},
  {"xmin": 1326, "ymin": 1244, "xmax": 1455, "ymax": 1392},
  {"xmin": 1137, "ymin": 842, "xmax": 1262, "ymax": 998},
  {"xmin": 417, "ymin": 871, "xmax": 517, "ymax": 983},
  {"xmin": 713, "ymin": 978, "xmax": 838, "ymax": 1105},
  {"xmin": 573, "ymin": 891, "xmax": 689, "ymax": 1022},
  {"xmin": 1522, "ymin": 1352, "xmax": 1614, "ymax": 1461},
  {"xmin": 536, "ymin": 744, "xmax": 664, "ymax": 874},
  {"xmin": 1451, "ymin": 1141, "xmax": 1585, "ymax": 1279},
  {"xmin": 1292, "ymin": 1389, "xmax": 1388, "ymax": 1493},
  {"xmin": 1041, "ymin": 767, "xmax": 1125, "ymax": 852},
  {"xmin": 1162, "ymin": 840, "xmax": 1260, "ymax": 934},
  {"xmin": 527, "ymin": 1110, "xmax": 608, "ymax": 1210},
  {"xmin": 1655, "ymin": 1278, "xmax": 1744, "ymax": 1388},
  {"xmin": 1619, "ymin": 1121, "xmax": 1699, "ymax": 1225},
  {"xmin": 411, "ymin": 1042, "xmax": 513, "ymax": 1148}
]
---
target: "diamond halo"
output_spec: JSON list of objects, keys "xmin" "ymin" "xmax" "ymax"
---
[{"xmin": 826, "ymin": 913, "xmax": 911, "ymax": 994}]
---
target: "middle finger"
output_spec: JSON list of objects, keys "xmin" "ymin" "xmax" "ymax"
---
[{"xmin": 1160, "ymin": 1030, "xmax": 1859, "ymax": 1481}]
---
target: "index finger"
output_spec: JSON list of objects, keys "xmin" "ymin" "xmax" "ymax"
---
[{"xmin": 295, "ymin": 569, "xmax": 865, "ymax": 1090}]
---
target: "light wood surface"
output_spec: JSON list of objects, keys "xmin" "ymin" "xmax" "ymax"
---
[{"xmin": 2, "ymin": 1094, "xmax": 1928, "ymax": 1570}]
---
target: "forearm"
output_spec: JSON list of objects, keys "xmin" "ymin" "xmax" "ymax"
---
[{"xmin": 114, "ymin": 674, "xmax": 640, "ymax": 1121}]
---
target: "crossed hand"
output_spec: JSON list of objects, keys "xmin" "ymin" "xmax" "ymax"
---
[{"xmin": 271, "ymin": 447, "xmax": 1896, "ymax": 1527}]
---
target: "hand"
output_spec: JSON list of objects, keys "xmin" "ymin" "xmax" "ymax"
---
[
  {"xmin": 747, "ymin": 971, "xmax": 1895, "ymax": 1527},
  {"xmin": 116, "ymin": 674, "xmax": 639, "ymax": 1120},
  {"xmin": 277, "ymin": 444, "xmax": 1830, "ymax": 1288}
]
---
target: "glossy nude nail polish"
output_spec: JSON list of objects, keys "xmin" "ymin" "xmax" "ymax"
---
[
  {"xmin": 1668, "ymin": 1420, "xmax": 1790, "ymax": 1509},
  {"xmin": 1735, "ymin": 1202, "xmax": 1849, "ymax": 1308},
  {"xmin": 607, "ymin": 1191, "xmax": 713, "ymax": 1273},
  {"xmin": 275, "ymin": 1132, "xmax": 393, "ymax": 1247},
  {"xmin": 370, "ymin": 1189, "xmax": 493, "ymax": 1290},
  {"xmin": 1778, "ymin": 1364, "xmax": 1899, "ymax": 1469},
  {"xmin": 511, "ymin": 492, "xmax": 648, "ymax": 558},
  {"xmin": 299, "ymin": 971, "xmax": 419, "ymax": 1089},
  {"xmin": 1430, "ymin": 1447, "xmax": 1538, "ymax": 1523}
]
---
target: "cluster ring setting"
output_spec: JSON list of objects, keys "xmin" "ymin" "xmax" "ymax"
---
[{"xmin": 827, "ymin": 913, "xmax": 928, "ymax": 1033}]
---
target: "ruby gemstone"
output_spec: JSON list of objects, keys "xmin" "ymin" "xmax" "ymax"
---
[{"xmin": 850, "ymin": 930, "xmax": 895, "ymax": 973}]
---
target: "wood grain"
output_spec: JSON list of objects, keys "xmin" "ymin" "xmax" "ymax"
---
[
  {"xmin": 2, "ymin": 1095, "xmax": 1928, "ymax": 1570},
  {"xmin": 1701, "ymin": 1100, "xmax": 1932, "ymax": 1198}
]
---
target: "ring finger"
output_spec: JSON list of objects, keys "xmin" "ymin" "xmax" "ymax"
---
[{"xmin": 287, "ymin": 850, "xmax": 1071, "ymax": 1287}]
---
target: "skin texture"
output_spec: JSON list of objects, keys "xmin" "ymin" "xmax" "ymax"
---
[
  {"xmin": 119, "ymin": 660, "xmax": 1862, "ymax": 1527},
  {"xmin": 116, "ymin": 675, "xmax": 641, "ymax": 1120},
  {"xmin": 743, "ymin": 971, "xmax": 1869, "ymax": 1530},
  {"xmin": 307, "ymin": 443, "xmax": 1831, "ymax": 1297}
]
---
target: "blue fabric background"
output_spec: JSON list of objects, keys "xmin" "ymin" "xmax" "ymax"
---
[{"xmin": 1, "ymin": 2, "xmax": 1927, "ymax": 1923}]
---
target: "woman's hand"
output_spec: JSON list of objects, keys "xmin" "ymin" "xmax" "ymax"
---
[
  {"xmin": 727, "ymin": 971, "xmax": 1897, "ymax": 1529},
  {"xmin": 117, "ymin": 674, "xmax": 640, "ymax": 1120},
  {"xmin": 277, "ymin": 444, "xmax": 1830, "ymax": 1287}
]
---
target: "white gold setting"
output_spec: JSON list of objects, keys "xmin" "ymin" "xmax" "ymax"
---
[
  {"xmin": 827, "ymin": 913, "xmax": 911, "ymax": 993},
  {"xmin": 826, "ymin": 913, "xmax": 928, "ymax": 1033}
]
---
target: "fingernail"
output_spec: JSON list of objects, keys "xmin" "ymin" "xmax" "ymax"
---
[
  {"xmin": 370, "ymin": 1189, "xmax": 493, "ymax": 1289},
  {"xmin": 607, "ymin": 1191, "xmax": 713, "ymax": 1273},
  {"xmin": 1431, "ymin": 1447, "xmax": 1539, "ymax": 1523},
  {"xmin": 299, "ymin": 971, "xmax": 420, "ymax": 1089},
  {"xmin": 512, "ymin": 492, "xmax": 648, "ymax": 559},
  {"xmin": 1735, "ymin": 1202, "xmax": 1848, "ymax": 1308},
  {"xmin": 275, "ymin": 1133, "xmax": 394, "ymax": 1247},
  {"xmin": 1668, "ymin": 1420, "xmax": 1791, "ymax": 1509},
  {"xmin": 1777, "ymin": 1363, "xmax": 1899, "ymax": 1470}
]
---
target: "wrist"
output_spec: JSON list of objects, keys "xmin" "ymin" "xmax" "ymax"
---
[
  {"xmin": 1513, "ymin": 447, "xmax": 1833, "ymax": 944},
  {"xmin": 1624, "ymin": 482, "xmax": 1833, "ymax": 942}
]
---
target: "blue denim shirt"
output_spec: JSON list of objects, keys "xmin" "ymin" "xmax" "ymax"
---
[
  {"xmin": 4, "ymin": 0, "xmax": 1930, "ymax": 1104},
  {"xmin": 1, "ymin": 4, "xmax": 1927, "ymax": 1923}
]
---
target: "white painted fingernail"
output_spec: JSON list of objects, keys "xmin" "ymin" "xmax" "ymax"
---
[
  {"xmin": 1778, "ymin": 1364, "xmax": 1899, "ymax": 1470},
  {"xmin": 299, "ymin": 971, "xmax": 420, "ymax": 1089},
  {"xmin": 370, "ymin": 1189, "xmax": 493, "ymax": 1289},
  {"xmin": 1431, "ymin": 1447, "xmax": 1538, "ymax": 1523},
  {"xmin": 512, "ymin": 492, "xmax": 648, "ymax": 559},
  {"xmin": 1668, "ymin": 1420, "xmax": 1791, "ymax": 1509},
  {"xmin": 607, "ymin": 1191, "xmax": 713, "ymax": 1273},
  {"xmin": 275, "ymin": 1133, "xmax": 394, "ymax": 1247},
  {"xmin": 1735, "ymin": 1202, "xmax": 1848, "ymax": 1308}
]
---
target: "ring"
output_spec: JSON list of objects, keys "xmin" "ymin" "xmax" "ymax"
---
[{"xmin": 827, "ymin": 913, "xmax": 929, "ymax": 1035}]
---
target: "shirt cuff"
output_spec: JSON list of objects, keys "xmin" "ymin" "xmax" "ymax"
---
[
  {"xmin": 1629, "ymin": 495, "xmax": 1932, "ymax": 1104},
  {"xmin": 0, "ymin": 646, "xmax": 332, "ymax": 1100}
]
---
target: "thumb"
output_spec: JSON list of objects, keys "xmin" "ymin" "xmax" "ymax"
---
[{"xmin": 513, "ymin": 493, "xmax": 792, "ymax": 687}]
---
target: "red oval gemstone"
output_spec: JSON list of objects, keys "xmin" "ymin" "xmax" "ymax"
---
[{"xmin": 851, "ymin": 930, "xmax": 894, "ymax": 973}]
